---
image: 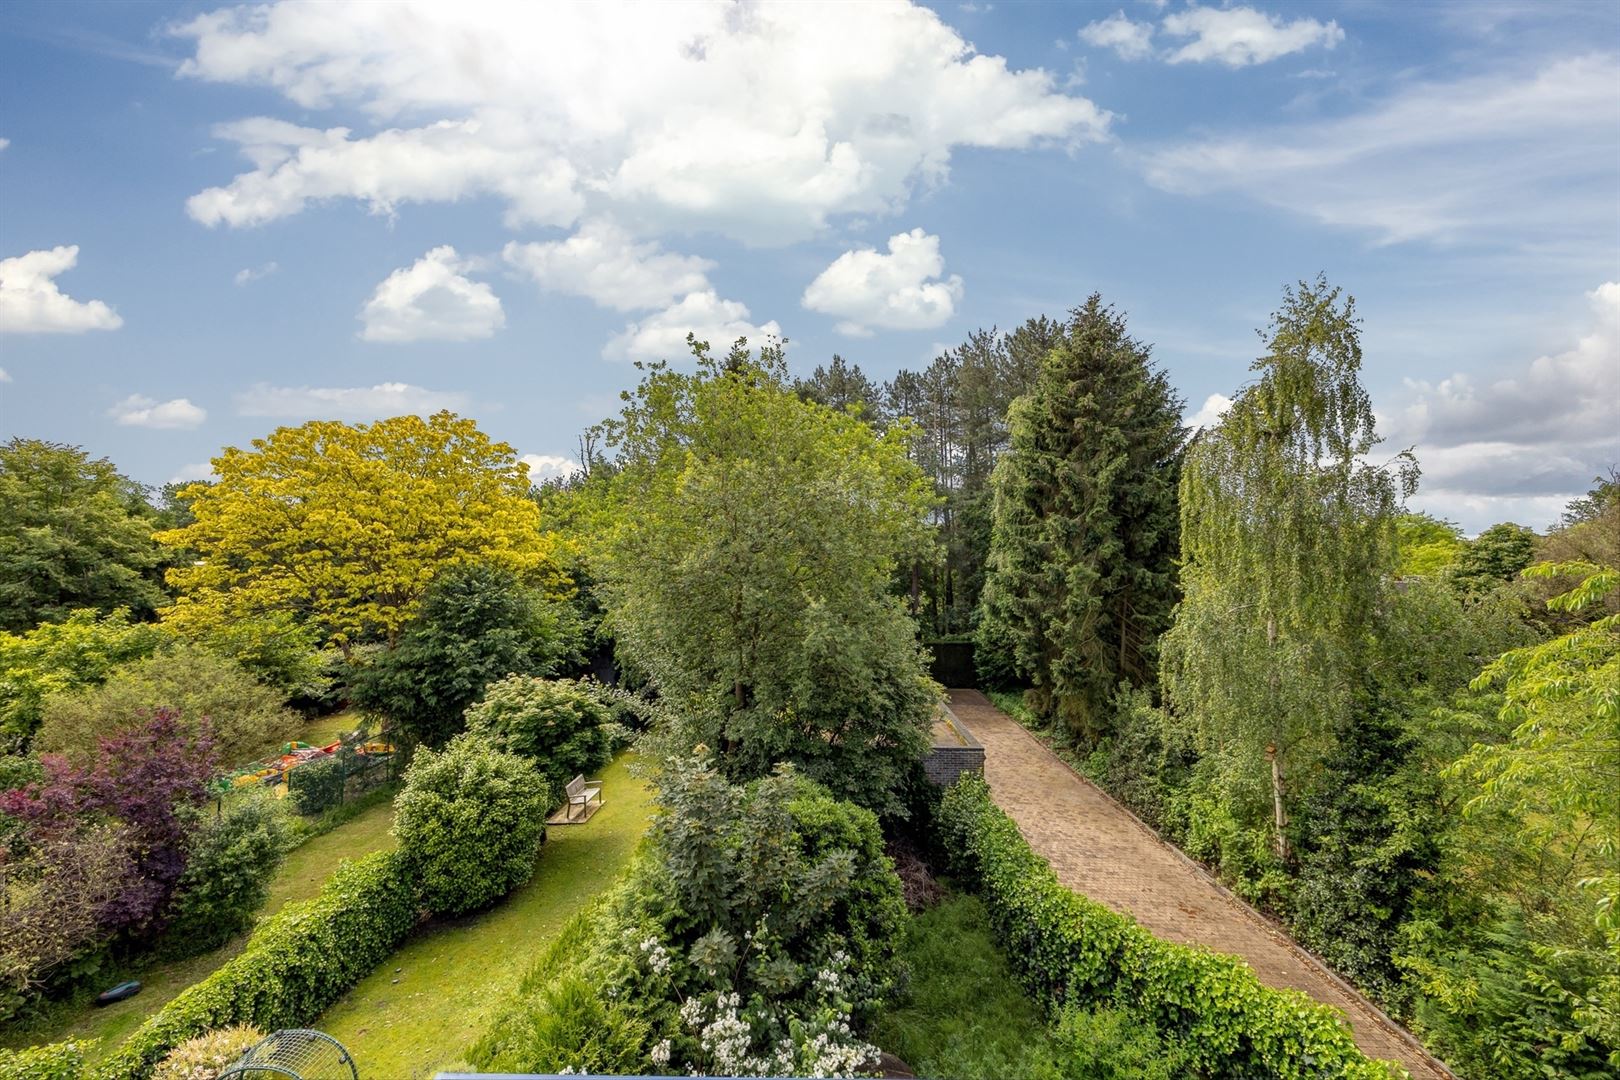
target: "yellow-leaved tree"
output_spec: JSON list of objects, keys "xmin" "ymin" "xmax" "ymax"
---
[{"xmin": 157, "ymin": 412, "xmax": 564, "ymax": 650}]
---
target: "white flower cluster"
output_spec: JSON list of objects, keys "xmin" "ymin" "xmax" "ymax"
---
[
  {"xmin": 678, "ymin": 990, "xmax": 876, "ymax": 1078},
  {"xmin": 650, "ymin": 1038, "xmax": 673, "ymax": 1067},
  {"xmin": 812, "ymin": 950, "xmax": 851, "ymax": 999},
  {"xmin": 639, "ymin": 934, "xmax": 673, "ymax": 976}
]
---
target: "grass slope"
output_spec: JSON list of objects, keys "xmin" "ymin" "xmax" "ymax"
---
[
  {"xmin": 315, "ymin": 753, "xmax": 652, "ymax": 1080},
  {"xmin": 0, "ymin": 795, "xmax": 398, "ymax": 1057}
]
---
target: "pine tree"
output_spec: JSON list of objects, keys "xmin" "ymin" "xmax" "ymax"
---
[{"xmin": 978, "ymin": 296, "xmax": 1185, "ymax": 743}]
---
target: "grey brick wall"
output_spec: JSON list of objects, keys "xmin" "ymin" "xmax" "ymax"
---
[{"xmin": 924, "ymin": 744, "xmax": 985, "ymax": 786}]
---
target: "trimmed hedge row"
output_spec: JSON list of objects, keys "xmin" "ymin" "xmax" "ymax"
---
[
  {"xmin": 0, "ymin": 1040, "xmax": 87, "ymax": 1080},
  {"xmin": 937, "ymin": 777, "xmax": 1405, "ymax": 1080},
  {"xmin": 93, "ymin": 850, "xmax": 417, "ymax": 1080}
]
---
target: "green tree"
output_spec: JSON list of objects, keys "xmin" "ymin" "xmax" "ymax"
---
[
  {"xmin": 0, "ymin": 439, "xmax": 167, "ymax": 631},
  {"xmin": 793, "ymin": 355, "xmax": 883, "ymax": 418},
  {"xmin": 977, "ymin": 297, "xmax": 1185, "ymax": 742},
  {"xmin": 1396, "ymin": 512, "xmax": 1468, "ymax": 577},
  {"xmin": 1160, "ymin": 277, "xmax": 1416, "ymax": 861},
  {"xmin": 351, "ymin": 563, "xmax": 582, "ymax": 747},
  {"xmin": 464, "ymin": 676, "xmax": 616, "ymax": 809},
  {"xmin": 1455, "ymin": 522, "xmax": 1537, "ymax": 591},
  {"xmin": 589, "ymin": 337, "xmax": 939, "ymax": 815},
  {"xmin": 156, "ymin": 412, "xmax": 568, "ymax": 651},
  {"xmin": 0, "ymin": 608, "xmax": 164, "ymax": 747}
]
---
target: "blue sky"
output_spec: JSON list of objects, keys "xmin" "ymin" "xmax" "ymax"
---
[{"xmin": 1, "ymin": 0, "xmax": 1615, "ymax": 533}]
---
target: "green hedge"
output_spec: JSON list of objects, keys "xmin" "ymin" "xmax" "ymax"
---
[
  {"xmin": 0, "ymin": 1040, "xmax": 88, "ymax": 1080},
  {"xmin": 94, "ymin": 849, "xmax": 418, "ymax": 1080},
  {"xmin": 937, "ymin": 777, "xmax": 1405, "ymax": 1079}
]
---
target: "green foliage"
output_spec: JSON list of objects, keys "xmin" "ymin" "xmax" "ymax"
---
[
  {"xmin": 937, "ymin": 777, "xmax": 1401, "ymax": 1079},
  {"xmin": 482, "ymin": 973, "xmax": 649, "ymax": 1077},
  {"xmin": 170, "ymin": 613, "xmax": 325, "ymax": 698},
  {"xmin": 0, "ymin": 753, "xmax": 43, "ymax": 793},
  {"xmin": 0, "ymin": 1039, "xmax": 88, "ymax": 1080},
  {"xmin": 793, "ymin": 354, "xmax": 883, "ymax": 418},
  {"xmin": 351, "ymin": 563, "xmax": 582, "ymax": 747},
  {"xmin": 151, "ymin": 1024, "xmax": 264, "ymax": 1080},
  {"xmin": 1454, "ymin": 522, "xmax": 1538, "ymax": 591},
  {"xmin": 463, "ymin": 676, "xmax": 614, "ymax": 809},
  {"xmin": 1161, "ymin": 277, "xmax": 1415, "ymax": 860},
  {"xmin": 872, "ymin": 893, "xmax": 1189, "ymax": 1080},
  {"xmin": 161, "ymin": 793, "xmax": 291, "ymax": 958},
  {"xmin": 35, "ymin": 644, "xmax": 301, "ymax": 765},
  {"xmin": 1395, "ymin": 513, "xmax": 1467, "ymax": 577},
  {"xmin": 0, "ymin": 438, "xmax": 167, "ymax": 634},
  {"xmin": 286, "ymin": 754, "xmax": 346, "ymax": 816},
  {"xmin": 587, "ymin": 337, "xmax": 938, "ymax": 816},
  {"xmin": 392, "ymin": 735, "xmax": 549, "ymax": 916},
  {"xmin": 0, "ymin": 609, "xmax": 164, "ymax": 747},
  {"xmin": 94, "ymin": 849, "xmax": 417, "ymax": 1080},
  {"xmin": 977, "ymin": 296, "xmax": 1185, "ymax": 743}
]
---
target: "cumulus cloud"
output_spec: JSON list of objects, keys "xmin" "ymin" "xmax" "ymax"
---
[
  {"xmin": 109, "ymin": 395, "xmax": 207, "ymax": 429},
  {"xmin": 503, "ymin": 220, "xmax": 715, "ymax": 311},
  {"xmin": 1079, "ymin": 11, "xmax": 1155, "ymax": 60},
  {"xmin": 0, "ymin": 246, "xmax": 123, "ymax": 334},
  {"xmin": 1140, "ymin": 54, "xmax": 1620, "ymax": 249},
  {"xmin": 801, "ymin": 228, "xmax": 963, "ymax": 336},
  {"xmin": 520, "ymin": 453, "xmax": 580, "ymax": 482},
  {"xmin": 359, "ymin": 246, "xmax": 505, "ymax": 343},
  {"xmin": 173, "ymin": 2, "xmax": 1109, "ymax": 244},
  {"xmin": 234, "ymin": 261, "xmax": 279, "ymax": 285},
  {"xmin": 605, "ymin": 290, "xmax": 782, "ymax": 362},
  {"xmin": 1160, "ymin": 5, "xmax": 1342, "ymax": 67},
  {"xmin": 1392, "ymin": 282, "xmax": 1620, "ymax": 530},
  {"xmin": 1186, "ymin": 392, "xmax": 1232, "ymax": 432},
  {"xmin": 235, "ymin": 381, "xmax": 470, "ymax": 420}
]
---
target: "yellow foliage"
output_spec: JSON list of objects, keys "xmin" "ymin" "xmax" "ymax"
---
[{"xmin": 157, "ymin": 412, "xmax": 566, "ymax": 648}]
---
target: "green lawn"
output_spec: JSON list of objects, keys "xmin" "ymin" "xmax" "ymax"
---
[
  {"xmin": 315, "ymin": 753, "xmax": 651, "ymax": 1080},
  {"xmin": 1, "ymin": 796, "xmax": 398, "ymax": 1058},
  {"xmin": 296, "ymin": 708, "xmax": 370, "ymax": 748}
]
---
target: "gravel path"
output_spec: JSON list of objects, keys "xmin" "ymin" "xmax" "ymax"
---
[{"xmin": 947, "ymin": 689, "xmax": 1454, "ymax": 1080}]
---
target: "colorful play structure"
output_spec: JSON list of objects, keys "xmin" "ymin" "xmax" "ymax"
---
[{"xmin": 218, "ymin": 736, "xmax": 394, "ymax": 799}]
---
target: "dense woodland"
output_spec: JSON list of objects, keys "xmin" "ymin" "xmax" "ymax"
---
[{"xmin": 0, "ymin": 276, "xmax": 1615, "ymax": 1079}]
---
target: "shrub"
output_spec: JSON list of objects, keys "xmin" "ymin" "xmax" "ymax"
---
[
  {"xmin": 0, "ymin": 609, "xmax": 163, "ymax": 747},
  {"xmin": 151, "ymin": 1025, "xmax": 263, "ymax": 1080},
  {"xmin": 161, "ymin": 793, "xmax": 291, "ymax": 958},
  {"xmin": 350, "ymin": 563, "xmax": 582, "ymax": 747},
  {"xmin": 94, "ymin": 849, "xmax": 417, "ymax": 1080},
  {"xmin": 35, "ymin": 645, "xmax": 300, "ymax": 767},
  {"xmin": 392, "ymin": 735, "xmax": 549, "ymax": 916},
  {"xmin": 286, "ymin": 755, "xmax": 345, "ymax": 816},
  {"xmin": 464, "ymin": 677, "xmax": 614, "ymax": 808},
  {"xmin": 0, "ymin": 1039, "xmax": 88, "ymax": 1080},
  {"xmin": 0, "ymin": 753, "xmax": 42, "ymax": 793},
  {"xmin": 937, "ymin": 777, "xmax": 1401, "ymax": 1080}
]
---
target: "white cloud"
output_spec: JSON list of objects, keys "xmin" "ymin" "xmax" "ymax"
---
[
  {"xmin": 503, "ymin": 221, "xmax": 715, "ymax": 311},
  {"xmin": 0, "ymin": 246, "xmax": 123, "ymax": 334},
  {"xmin": 171, "ymin": 463, "xmax": 214, "ymax": 483},
  {"xmin": 358, "ymin": 246, "xmax": 505, "ymax": 343},
  {"xmin": 0, "ymin": 367, "xmax": 11, "ymax": 383},
  {"xmin": 520, "ymin": 453, "xmax": 580, "ymax": 482},
  {"xmin": 1393, "ymin": 282, "xmax": 1620, "ymax": 531},
  {"xmin": 109, "ymin": 395, "xmax": 208, "ymax": 429},
  {"xmin": 1186, "ymin": 392, "xmax": 1232, "ymax": 432},
  {"xmin": 801, "ymin": 228, "xmax": 963, "ymax": 336},
  {"xmin": 1140, "ymin": 54, "xmax": 1620, "ymax": 248},
  {"xmin": 234, "ymin": 381, "xmax": 470, "ymax": 420},
  {"xmin": 1079, "ymin": 11, "xmax": 1155, "ymax": 61},
  {"xmin": 234, "ymin": 261, "xmax": 279, "ymax": 285},
  {"xmin": 0, "ymin": 138, "xmax": 9, "ymax": 152},
  {"xmin": 173, "ymin": 2, "xmax": 1109, "ymax": 244},
  {"xmin": 1160, "ymin": 5, "xmax": 1342, "ymax": 67},
  {"xmin": 605, "ymin": 290, "xmax": 782, "ymax": 362}
]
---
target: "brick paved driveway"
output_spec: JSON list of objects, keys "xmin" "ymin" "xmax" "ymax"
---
[{"xmin": 947, "ymin": 689, "xmax": 1453, "ymax": 1080}]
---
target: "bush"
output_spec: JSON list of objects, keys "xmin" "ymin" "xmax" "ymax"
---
[
  {"xmin": 392, "ymin": 735, "xmax": 549, "ymax": 916},
  {"xmin": 0, "ymin": 609, "xmax": 163, "ymax": 747},
  {"xmin": 937, "ymin": 777, "xmax": 1399, "ymax": 1080},
  {"xmin": 286, "ymin": 755, "xmax": 345, "ymax": 816},
  {"xmin": 94, "ymin": 849, "xmax": 417, "ymax": 1080},
  {"xmin": 0, "ymin": 753, "xmax": 42, "ymax": 793},
  {"xmin": 151, "ymin": 1025, "xmax": 263, "ymax": 1080},
  {"xmin": 35, "ymin": 645, "xmax": 300, "ymax": 766},
  {"xmin": 0, "ymin": 1040, "xmax": 87, "ymax": 1080},
  {"xmin": 464, "ymin": 677, "xmax": 614, "ymax": 808},
  {"xmin": 161, "ymin": 794, "xmax": 291, "ymax": 958}
]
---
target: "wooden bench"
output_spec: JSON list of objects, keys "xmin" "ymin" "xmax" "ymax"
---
[{"xmin": 563, "ymin": 774, "xmax": 603, "ymax": 821}]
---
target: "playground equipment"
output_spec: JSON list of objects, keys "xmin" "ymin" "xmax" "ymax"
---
[
  {"xmin": 220, "ymin": 1029, "xmax": 359, "ymax": 1080},
  {"xmin": 219, "ymin": 736, "xmax": 394, "ymax": 798}
]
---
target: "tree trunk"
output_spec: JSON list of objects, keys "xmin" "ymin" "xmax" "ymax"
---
[{"xmin": 1267, "ymin": 743, "xmax": 1290, "ymax": 862}]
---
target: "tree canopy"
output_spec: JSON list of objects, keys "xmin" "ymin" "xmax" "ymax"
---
[
  {"xmin": 0, "ymin": 439, "xmax": 167, "ymax": 632},
  {"xmin": 156, "ymin": 412, "xmax": 566, "ymax": 650}
]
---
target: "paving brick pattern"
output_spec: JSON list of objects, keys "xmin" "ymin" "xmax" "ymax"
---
[{"xmin": 947, "ymin": 689, "xmax": 1453, "ymax": 1080}]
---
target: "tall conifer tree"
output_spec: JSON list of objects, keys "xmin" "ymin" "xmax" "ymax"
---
[{"xmin": 978, "ymin": 296, "xmax": 1185, "ymax": 743}]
